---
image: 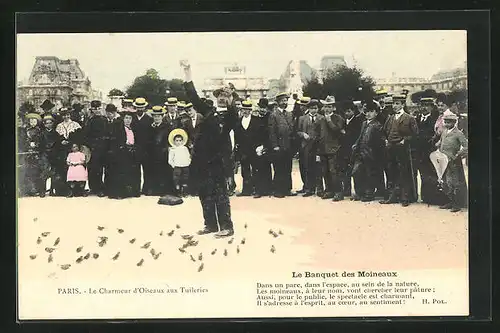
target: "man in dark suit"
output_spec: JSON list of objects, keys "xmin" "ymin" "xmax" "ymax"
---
[
  {"xmin": 268, "ymin": 92, "xmax": 297, "ymax": 198},
  {"xmin": 182, "ymin": 60, "xmax": 238, "ymax": 238},
  {"xmin": 293, "ymin": 96, "xmax": 311, "ymax": 193},
  {"xmin": 131, "ymin": 97, "xmax": 153, "ymax": 194},
  {"xmin": 297, "ymin": 99, "xmax": 324, "ymax": 197},
  {"xmin": 83, "ymin": 100, "xmax": 109, "ymax": 197},
  {"xmin": 380, "ymin": 94, "xmax": 419, "ymax": 207},
  {"xmin": 317, "ymin": 96, "xmax": 345, "ymax": 200},
  {"xmin": 234, "ymin": 100, "xmax": 266, "ymax": 196},
  {"xmin": 339, "ymin": 100, "xmax": 364, "ymax": 199},
  {"xmin": 351, "ymin": 100, "xmax": 385, "ymax": 201},
  {"xmin": 185, "ymin": 102, "xmax": 204, "ymax": 150},
  {"xmin": 253, "ymin": 98, "xmax": 273, "ymax": 197}
]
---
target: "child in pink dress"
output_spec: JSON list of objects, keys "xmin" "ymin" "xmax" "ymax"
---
[{"xmin": 66, "ymin": 143, "xmax": 88, "ymax": 197}]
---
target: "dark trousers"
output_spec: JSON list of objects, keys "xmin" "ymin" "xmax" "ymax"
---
[
  {"xmin": 198, "ymin": 171, "xmax": 233, "ymax": 231},
  {"xmin": 173, "ymin": 166, "xmax": 190, "ymax": 189},
  {"xmin": 416, "ymin": 151, "xmax": 442, "ymax": 204},
  {"xmin": 87, "ymin": 144, "xmax": 107, "ymax": 194},
  {"xmin": 300, "ymin": 148, "xmax": 320, "ymax": 193},
  {"xmin": 386, "ymin": 144, "xmax": 415, "ymax": 202},
  {"xmin": 339, "ymin": 148, "xmax": 354, "ymax": 196},
  {"xmin": 148, "ymin": 158, "xmax": 172, "ymax": 195},
  {"xmin": 68, "ymin": 181, "xmax": 85, "ymax": 196},
  {"xmin": 240, "ymin": 155, "xmax": 257, "ymax": 194},
  {"xmin": 320, "ymin": 153, "xmax": 342, "ymax": 195},
  {"xmin": 255, "ymin": 156, "xmax": 272, "ymax": 195},
  {"xmin": 272, "ymin": 150, "xmax": 293, "ymax": 195},
  {"xmin": 353, "ymin": 160, "xmax": 380, "ymax": 198}
]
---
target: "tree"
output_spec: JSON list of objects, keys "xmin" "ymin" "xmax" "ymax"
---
[
  {"xmin": 125, "ymin": 69, "xmax": 188, "ymax": 106},
  {"xmin": 303, "ymin": 65, "xmax": 375, "ymax": 102},
  {"xmin": 108, "ymin": 88, "xmax": 125, "ymax": 97}
]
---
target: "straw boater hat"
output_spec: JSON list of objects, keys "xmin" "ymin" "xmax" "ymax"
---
[
  {"xmin": 274, "ymin": 92, "xmax": 290, "ymax": 100},
  {"xmin": 383, "ymin": 96, "xmax": 394, "ymax": 105},
  {"xmin": 420, "ymin": 97, "xmax": 435, "ymax": 105},
  {"xmin": 185, "ymin": 102, "xmax": 193, "ymax": 109},
  {"xmin": 149, "ymin": 105, "xmax": 165, "ymax": 116},
  {"xmin": 133, "ymin": 97, "xmax": 148, "ymax": 108},
  {"xmin": 122, "ymin": 98, "xmax": 134, "ymax": 105},
  {"xmin": 42, "ymin": 114, "xmax": 54, "ymax": 123},
  {"xmin": 241, "ymin": 100, "xmax": 253, "ymax": 110},
  {"xmin": 297, "ymin": 96, "xmax": 311, "ymax": 105},
  {"xmin": 25, "ymin": 113, "xmax": 42, "ymax": 122},
  {"xmin": 392, "ymin": 94, "xmax": 407, "ymax": 103},
  {"xmin": 168, "ymin": 128, "xmax": 189, "ymax": 146},
  {"xmin": 165, "ymin": 97, "xmax": 178, "ymax": 106},
  {"xmin": 442, "ymin": 109, "xmax": 458, "ymax": 121},
  {"xmin": 320, "ymin": 95, "xmax": 336, "ymax": 105}
]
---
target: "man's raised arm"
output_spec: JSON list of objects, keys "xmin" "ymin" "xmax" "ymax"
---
[{"xmin": 180, "ymin": 60, "xmax": 208, "ymax": 116}]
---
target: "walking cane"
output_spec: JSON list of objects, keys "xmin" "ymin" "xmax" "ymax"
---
[{"xmin": 407, "ymin": 142, "xmax": 418, "ymax": 202}]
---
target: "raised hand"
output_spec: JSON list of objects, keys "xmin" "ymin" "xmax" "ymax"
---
[{"xmin": 180, "ymin": 60, "xmax": 192, "ymax": 82}]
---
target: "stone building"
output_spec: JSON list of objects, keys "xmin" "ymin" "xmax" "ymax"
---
[{"xmin": 17, "ymin": 56, "xmax": 101, "ymax": 112}]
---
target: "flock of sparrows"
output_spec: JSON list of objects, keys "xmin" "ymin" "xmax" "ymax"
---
[{"xmin": 29, "ymin": 220, "xmax": 284, "ymax": 273}]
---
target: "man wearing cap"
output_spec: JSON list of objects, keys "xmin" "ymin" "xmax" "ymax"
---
[
  {"xmin": 294, "ymin": 96, "xmax": 311, "ymax": 193},
  {"xmin": 380, "ymin": 94, "xmax": 419, "ymax": 207},
  {"xmin": 297, "ymin": 99, "xmax": 323, "ymax": 197},
  {"xmin": 316, "ymin": 96, "xmax": 345, "ymax": 200},
  {"xmin": 181, "ymin": 60, "xmax": 238, "ymax": 238},
  {"xmin": 339, "ymin": 100, "xmax": 365, "ymax": 198},
  {"xmin": 268, "ymin": 92, "xmax": 297, "ymax": 198},
  {"xmin": 351, "ymin": 100, "xmax": 385, "ymax": 202},
  {"xmin": 83, "ymin": 100, "xmax": 109, "ymax": 197}
]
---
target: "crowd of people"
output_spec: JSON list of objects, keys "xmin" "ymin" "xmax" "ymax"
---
[{"xmin": 17, "ymin": 81, "xmax": 468, "ymax": 214}]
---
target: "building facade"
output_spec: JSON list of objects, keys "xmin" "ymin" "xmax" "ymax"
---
[{"xmin": 17, "ymin": 56, "xmax": 101, "ymax": 112}]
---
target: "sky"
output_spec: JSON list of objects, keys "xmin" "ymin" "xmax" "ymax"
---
[{"xmin": 16, "ymin": 31, "xmax": 467, "ymax": 95}]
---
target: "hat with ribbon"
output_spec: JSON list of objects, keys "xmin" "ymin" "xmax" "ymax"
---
[
  {"xmin": 297, "ymin": 96, "xmax": 311, "ymax": 105},
  {"xmin": 383, "ymin": 96, "xmax": 394, "ymax": 104},
  {"xmin": 150, "ymin": 105, "xmax": 166, "ymax": 115},
  {"xmin": 420, "ymin": 97, "xmax": 435, "ymax": 105},
  {"xmin": 392, "ymin": 94, "xmax": 407, "ymax": 102},
  {"xmin": 275, "ymin": 92, "xmax": 290, "ymax": 100},
  {"xmin": 320, "ymin": 95, "xmax": 336, "ymax": 105},
  {"xmin": 241, "ymin": 100, "xmax": 253, "ymax": 110},
  {"xmin": 168, "ymin": 128, "xmax": 189, "ymax": 147},
  {"xmin": 185, "ymin": 102, "xmax": 193, "ymax": 108},
  {"xmin": 165, "ymin": 97, "xmax": 178, "ymax": 106},
  {"xmin": 42, "ymin": 114, "xmax": 55, "ymax": 122},
  {"xmin": 25, "ymin": 113, "xmax": 42, "ymax": 121},
  {"xmin": 442, "ymin": 109, "xmax": 458, "ymax": 121},
  {"xmin": 133, "ymin": 97, "xmax": 148, "ymax": 108}
]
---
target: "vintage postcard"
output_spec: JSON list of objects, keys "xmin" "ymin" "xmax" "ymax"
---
[{"xmin": 16, "ymin": 28, "xmax": 470, "ymax": 319}]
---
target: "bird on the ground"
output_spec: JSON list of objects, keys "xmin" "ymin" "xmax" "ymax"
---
[
  {"xmin": 278, "ymin": 229, "xmax": 283, "ymax": 235},
  {"xmin": 60, "ymin": 264, "xmax": 71, "ymax": 270},
  {"xmin": 167, "ymin": 230, "xmax": 174, "ymax": 236},
  {"xmin": 93, "ymin": 253, "xmax": 99, "ymax": 259},
  {"xmin": 241, "ymin": 238, "xmax": 246, "ymax": 245},
  {"xmin": 150, "ymin": 248, "xmax": 156, "ymax": 257},
  {"xmin": 84, "ymin": 253, "xmax": 90, "ymax": 260},
  {"xmin": 129, "ymin": 238, "xmax": 136, "ymax": 244},
  {"xmin": 76, "ymin": 256, "xmax": 84, "ymax": 264},
  {"xmin": 76, "ymin": 246, "xmax": 83, "ymax": 253},
  {"xmin": 236, "ymin": 246, "xmax": 240, "ymax": 254},
  {"xmin": 271, "ymin": 245, "xmax": 276, "ymax": 253},
  {"xmin": 178, "ymin": 247, "xmax": 186, "ymax": 253},
  {"xmin": 198, "ymin": 253, "xmax": 203, "ymax": 261},
  {"xmin": 228, "ymin": 238, "xmax": 234, "ymax": 244},
  {"xmin": 33, "ymin": 217, "xmax": 38, "ymax": 222},
  {"xmin": 181, "ymin": 234, "xmax": 193, "ymax": 240},
  {"xmin": 29, "ymin": 254, "xmax": 37, "ymax": 260},
  {"xmin": 53, "ymin": 237, "xmax": 60, "ymax": 246},
  {"xmin": 198, "ymin": 263, "xmax": 204, "ymax": 272},
  {"xmin": 137, "ymin": 259, "xmax": 144, "ymax": 267},
  {"xmin": 159, "ymin": 231, "xmax": 164, "ymax": 236},
  {"xmin": 153, "ymin": 252, "xmax": 161, "ymax": 260},
  {"xmin": 211, "ymin": 249, "xmax": 217, "ymax": 255},
  {"xmin": 97, "ymin": 236, "xmax": 108, "ymax": 247},
  {"xmin": 112, "ymin": 252, "xmax": 120, "ymax": 260},
  {"xmin": 36, "ymin": 237, "xmax": 42, "ymax": 244},
  {"xmin": 45, "ymin": 247, "xmax": 55, "ymax": 253},
  {"xmin": 190, "ymin": 255, "xmax": 196, "ymax": 262},
  {"xmin": 176, "ymin": 224, "xmax": 181, "ymax": 229},
  {"xmin": 244, "ymin": 223, "xmax": 247, "ymax": 229},
  {"xmin": 41, "ymin": 232, "xmax": 50, "ymax": 237},
  {"xmin": 141, "ymin": 241, "xmax": 151, "ymax": 249},
  {"xmin": 271, "ymin": 231, "xmax": 279, "ymax": 238},
  {"xmin": 223, "ymin": 249, "xmax": 228, "ymax": 256},
  {"xmin": 181, "ymin": 243, "xmax": 189, "ymax": 249},
  {"xmin": 268, "ymin": 229, "xmax": 273, "ymax": 235},
  {"xmin": 117, "ymin": 228, "xmax": 124, "ymax": 234},
  {"xmin": 48, "ymin": 254, "xmax": 53, "ymax": 263},
  {"xmin": 97, "ymin": 226, "xmax": 105, "ymax": 231},
  {"xmin": 187, "ymin": 239, "xmax": 198, "ymax": 247}
]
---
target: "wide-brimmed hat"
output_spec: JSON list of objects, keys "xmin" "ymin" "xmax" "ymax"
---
[
  {"xmin": 177, "ymin": 101, "xmax": 187, "ymax": 109},
  {"xmin": 320, "ymin": 95, "xmax": 336, "ymax": 105},
  {"xmin": 122, "ymin": 98, "xmax": 134, "ymax": 105},
  {"xmin": 184, "ymin": 102, "xmax": 193, "ymax": 109},
  {"xmin": 40, "ymin": 100, "xmax": 55, "ymax": 111},
  {"xmin": 105, "ymin": 104, "xmax": 118, "ymax": 113},
  {"xmin": 375, "ymin": 89, "xmax": 388, "ymax": 96},
  {"xmin": 297, "ymin": 96, "xmax": 311, "ymax": 106},
  {"xmin": 392, "ymin": 94, "xmax": 407, "ymax": 102},
  {"xmin": 149, "ymin": 105, "xmax": 165, "ymax": 115},
  {"xmin": 442, "ymin": 109, "xmax": 458, "ymax": 121},
  {"xmin": 241, "ymin": 100, "xmax": 253, "ymax": 110},
  {"xmin": 165, "ymin": 97, "xmax": 178, "ymax": 106},
  {"xmin": 383, "ymin": 96, "xmax": 394, "ymax": 104},
  {"xmin": 275, "ymin": 92, "xmax": 290, "ymax": 100},
  {"xmin": 168, "ymin": 128, "xmax": 189, "ymax": 146},
  {"xmin": 133, "ymin": 97, "xmax": 148, "ymax": 108},
  {"xmin": 25, "ymin": 113, "xmax": 42, "ymax": 121},
  {"xmin": 42, "ymin": 114, "xmax": 54, "ymax": 122}
]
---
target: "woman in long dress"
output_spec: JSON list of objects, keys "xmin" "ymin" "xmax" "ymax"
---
[{"xmin": 107, "ymin": 111, "xmax": 141, "ymax": 199}]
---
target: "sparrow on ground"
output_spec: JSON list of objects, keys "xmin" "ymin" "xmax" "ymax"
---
[
  {"xmin": 76, "ymin": 246, "xmax": 83, "ymax": 253},
  {"xmin": 129, "ymin": 238, "xmax": 136, "ymax": 244},
  {"xmin": 29, "ymin": 254, "xmax": 37, "ymax": 260},
  {"xmin": 41, "ymin": 232, "xmax": 50, "ymax": 237},
  {"xmin": 36, "ymin": 237, "xmax": 42, "ymax": 244},
  {"xmin": 53, "ymin": 237, "xmax": 60, "ymax": 246},
  {"xmin": 93, "ymin": 253, "xmax": 99, "ymax": 259},
  {"xmin": 198, "ymin": 263, "xmax": 204, "ymax": 272},
  {"xmin": 112, "ymin": 252, "xmax": 120, "ymax": 260},
  {"xmin": 117, "ymin": 228, "xmax": 124, "ymax": 234},
  {"xmin": 45, "ymin": 247, "xmax": 55, "ymax": 253},
  {"xmin": 167, "ymin": 230, "xmax": 175, "ymax": 236},
  {"xmin": 76, "ymin": 256, "xmax": 84, "ymax": 264},
  {"xmin": 60, "ymin": 264, "xmax": 71, "ymax": 270},
  {"xmin": 141, "ymin": 241, "xmax": 151, "ymax": 249},
  {"xmin": 97, "ymin": 226, "xmax": 105, "ymax": 231},
  {"xmin": 271, "ymin": 245, "xmax": 276, "ymax": 253},
  {"xmin": 137, "ymin": 259, "xmax": 144, "ymax": 267}
]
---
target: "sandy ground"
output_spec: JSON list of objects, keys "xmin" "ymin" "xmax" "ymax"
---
[{"xmin": 17, "ymin": 163, "xmax": 468, "ymax": 282}]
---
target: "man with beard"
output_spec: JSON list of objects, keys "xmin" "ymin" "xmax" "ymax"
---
[
  {"xmin": 41, "ymin": 114, "xmax": 64, "ymax": 196},
  {"xmin": 339, "ymin": 100, "xmax": 364, "ymax": 199},
  {"xmin": 83, "ymin": 100, "xmax": 108, "ymax": 197},
  {"xmin": 145, "ymin": 105, "xmax": 172, "ymax": 196},
  {"xmin": 131, "ymin": 97, "xmax": 153, "ymax": 194},
  {"xmin": 181, "ymin": 60, "xmax": 238, "ymax": 238},
  {"xmin": 380, "ymin": 94, "xmax": 418, "ymax": 207},
  {"xmin": 317, "ymin": 96, "xmax": 345, "ymax": 200},
  {"xmin": 251, "ymin": 98, "xmax": 273, "ymax": 198},
  {"xmin": 268, "ymin": 92, "xmax": 297, "ymax": 198},
  {"xmin": 294, "ymin": 96, "xmax": 311, "ymax": 194}
]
